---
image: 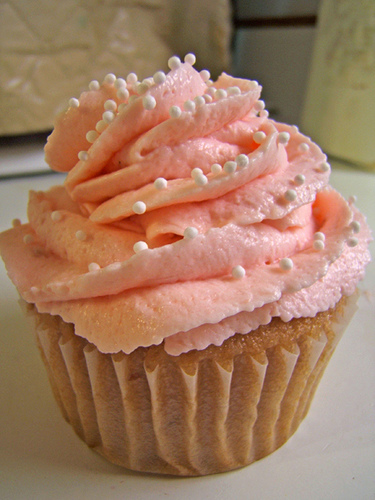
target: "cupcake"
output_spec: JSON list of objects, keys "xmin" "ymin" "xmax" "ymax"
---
[{"xmin": 0, "ymin": 54, "xmax": 371, "ymax": 476}]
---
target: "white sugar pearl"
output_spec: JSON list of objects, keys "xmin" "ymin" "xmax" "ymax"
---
[
  {"xmin": 69, "ymin": 97, "xmax": 79, "ymax": 108},
  {"xmin": 51, "ymin": 211, "xmax": 62, "ymax": 222},
  {"xmin": 279, "ymin": 257, "xmax": 293, "ymax": 271},
  {"xmin": 133, "ymin": 201, "xmax": 146, "ymax": 214},
  {"xmin": 75, "ymin": 230, "xmax": 86, "ymax": 241},
  {"xmin": 168, "ymin": 56, "xmax": 181, "ymax": 70},
  {"xmin": 143, "ymin": 95, "xmax": 156, "ymax": 110},
  {"xmin": 183, "ymin": 100, "xmax": 196, "ymax": 112},
  {"xmin": 104, "ymin": 99, "xmax": 117, "ymax": 111},
  {"xmin": 117, "ymin": 87, "xmax": 129, "ymax": 100},
  {"xmin": 205, "ymin": 87, "xmax": 216, "ymax": 97},
  {"xmin": 294, "ymin": 174, "xmax": 305, "ymax": 186},
  {"xmin": 143, "ymin": 77, "xmax": 154, "ymax": 87},
  {"xmin": 96, "ymin": 120, "xmax": 107, "ymax": 133},
  {"xmin": 88, "ymin": 262, "xmax": 101, "ymax": 272},
  {"xmin": 153, "ymin": 71, "xmax": 166, "ymax": 84},
  {"xmin": 211, "ymin": 163, "xmax": 222, "ymax": 174},
  {"xmin": 253, "ymin": 131, "xmax": 267, "ymax": 144},
  {"xmin": 319, "ymin": 161, "xmax": 331, "ymax": 172},
  {"xmin": 200, "ymin": 69, "xmax": 211, "ymax": 82},
  {"xmin": 89, "ymin": 80, "xmax": 100, "ymax": 91},
  {"xmin": 78, "ymin": 151, "xmax": 89, "ymax": 161},
  {"xmin": 278, "ymin": 132, "xmax": 290, "ymax": 145},
  {"xmin": 126, "ymin": 72, "xmax": 138, "ymax": 85},
  {"xmin": 102, "ymin": 111, "xmax": 115, "ymax": 123},
  {"xmin": 154, "ymin": 177, "xmax": 168, "ymax": 190},
  {"xmin": 232, "ymin": 265, "xmax": 246, "ymax": 279},
  {"xmin": 86, "ymin": 130, "xmax": 98, "ymax": 143},
  {"xmin": 314, "ymin": 232, "xmax": 325, "ymax": 241},
  {"xmin": 12, "ymin": 218, "xmax": 21, "ymax": 227},
  {"xmin": 184, "ymin": 53, "xmax": 196, "ymax": 65},
  {"xmin": 259, "ymin": 110, "xmax": 269, "ymax": 118},
  {"xmin": 104, "ymin": 73, "xmax": 116, "ymax": 84},
  {"xmin": 248, "ymin": 80, "xmax": 259, "ymax": 90},
  {"xmin": 191, "ymin": 168, "xmax": 203, "ymax": 179},
  {"xmin": 215, "ymin": 88, "xmax": 227, "ymax": 100},
  {"xmin": 128, "ymin": 95, "xmax": 138, "ymax": 104},
  {"xmin": 194, "ymin": 173, "xmax": 208, "ymax": 186},
  {"xmin": 348, "ymin": 195, "xmax": 357, "ymax": 204},
  {"xmin": 347, "ymin": 237, "xmax": 359, "ymax": 248},
  {"xmin": 254, "ymin": 100, "xmax": 265, "ymax": 112},
  {"xmin": 224, "ymin": 161, "xmax": 237, "ymax": 174},
  {"xmin": 133, "ymin": 241, "xmax": 149, "ymax": 253},
  {"xmin": 298, "ymin": 142, "xmax": 310, "ymax": 152},
  {"xmin": 169, "ymin": 105, "xmax": 182, "ymax": 118},
  {"xmin": 313, "ymin": 240, "xmax": 325, "ymax": 251},
  {"xmin": 194, "ymin": 95, "xmax": 206, "ymax": 107},
  {"xmin": 203, "ymin": 93, "xmax": 213, "ymax": 103},
  {"xmin": 284, "ymin": 189, "xmax": 297, "ymax": 202},
  {"xmin": 350, "ymin": 220, "xmax": 361, "ymax": 233},
  {"xmin": 235, "ymin": 154, "xmax": 249, "ymax": 168},
  {"xmin": 137, "ymin": 82, "xmax": 150, "ymax": 95},
  {"xmin": 184, "ymin": 227, "xmax": 198, "ymax": 239},
  {"xmin": 227, "ymin": 86, "xmax": 241, "ymax": 96},
  {"xmin": 114, "ymin": 78, "xmax": 126, "ymax": 89}
]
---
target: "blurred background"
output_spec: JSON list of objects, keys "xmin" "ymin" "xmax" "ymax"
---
[
  {"xmin": 0, "ymin": 0, "xmax": 318, "ymax": 134},
  {"xmin": 233, "ymin": 0, "xmax": 319, "ymax": 127},
  {"xmin": 0, "ymin": 0, "xmax": 374, "ymax": 169}
]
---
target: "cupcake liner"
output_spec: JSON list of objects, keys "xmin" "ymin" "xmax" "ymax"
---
[{"xmin": 26, "ymin": 293, "xmax": 358, "ymax": 476}]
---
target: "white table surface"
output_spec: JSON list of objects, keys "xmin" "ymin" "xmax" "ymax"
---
[{"xmin": 0, "ymin": 147, "xmax": 374, "ymax": 500}]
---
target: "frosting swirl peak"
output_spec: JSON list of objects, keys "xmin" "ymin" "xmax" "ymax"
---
[{"xmin": 0, "ymin": 58, "xmax": 371, "ymax": 355}]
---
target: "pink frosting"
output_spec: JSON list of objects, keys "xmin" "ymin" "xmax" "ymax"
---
[{"xmin": 0, "ymin": 61, "xmax": 371, "ymax": 355}]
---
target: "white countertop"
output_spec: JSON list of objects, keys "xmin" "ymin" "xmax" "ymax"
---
[{"xmin": 0, "ymin": 147, "xmax": 374, "ymax": 499}]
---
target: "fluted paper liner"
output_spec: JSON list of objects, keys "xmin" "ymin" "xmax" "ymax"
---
[{"xmin": 25, "ymin": 293, "xmax": 358, "ymax": 476}]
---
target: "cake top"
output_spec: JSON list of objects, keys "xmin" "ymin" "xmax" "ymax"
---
[{"xmin": 0, "ymin": 54, "xmax": 371, "ymax": 355}]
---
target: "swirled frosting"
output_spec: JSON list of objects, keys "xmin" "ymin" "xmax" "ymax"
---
[{"xmin": 0, "ymin": 58, "xmax": 371, "ymax": 355}]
